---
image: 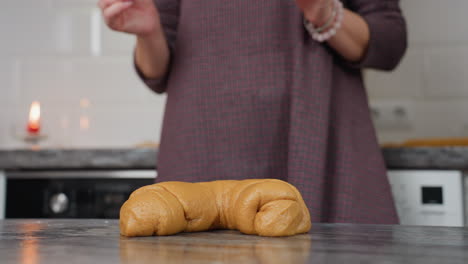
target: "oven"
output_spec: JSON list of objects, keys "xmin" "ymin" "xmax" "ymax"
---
[{"xmin": 3, "ymin": 170, "xmax": 156, "ymax": 219}]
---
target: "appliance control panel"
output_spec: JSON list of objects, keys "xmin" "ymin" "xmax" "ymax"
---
[{"xmin": 388, "ymin": 170, "xmax": 465, "ymax": 227}]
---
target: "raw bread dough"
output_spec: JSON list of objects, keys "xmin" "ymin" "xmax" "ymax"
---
[{"xmin": 120, "ymin": 179, "xmax": 311, "ymax": 237}]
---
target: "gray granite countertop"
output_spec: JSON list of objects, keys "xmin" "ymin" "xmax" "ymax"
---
[
  {"xmin": 1, "ymin": 219, "xmax": 468, "ymax": 264},
  {"xmin": 383, "ymin": 147, "xmax": 468, "ymax": 170},
  {"xmin": 2, "ymin": 147, "xmax": 468, "ymax": 170},
  {"xmin": 0, "ymin": 148, "xmax": 158, "ymax": 170}
]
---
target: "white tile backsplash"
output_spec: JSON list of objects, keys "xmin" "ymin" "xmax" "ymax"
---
[
  {"xmin": 62, "ymin": 57, "xmax": 159, "ymax": 106},
  {"xmin": 3, "ymin": 0, "xmax": 51, "ymax": 9},
  {"xmin": 367, "ymin": 1, "xmax": 468, "ymax": 142},
  {"xmin": 17, "ymin": 59, "xmax": 71, "ymax": 108},
  {"xmin": 376, "ymin": 100, "xmax": 468, "ymax": 144},
  {"xmin": 11, "ymin": 55, "xmax": 166, "ymax": 147},
  {"xmin": 16, "ymin": 56, "xmax": 162, "ymax": 104},
  {"xmin": 0, "ymin": 8, "xmax": 92, "ymax": 56},
  {"xmin": 68, "ymin": 106, "xmax": 164, "ymax": 148},
  {"xmin": 0, "ymin": 108, "xmax": 14, "ymax": 149},
  {"xmin": 410, "ymin": 101, "xmax": 467, "ymax": 138},
  {"xmin": 366, "ymin": 48, "xmax": 424, "ymax": 99},
  {"xmin": 51, "ymin": 0, "xmax": 97, "ymax": 8},
  {"xmin": 0, "ymin": 59, "xmax": 18, "ymax": 107},
  {"xmin": 401, "ymin": 0, "xmax": 468, "ymax": 45},
  {"xmin": 421, "ymin": 47, "xmax": 468, "ymax": 98},
  {"xmin": 101, "ymin": 22, "xmax": 136, "ymax": 56}
]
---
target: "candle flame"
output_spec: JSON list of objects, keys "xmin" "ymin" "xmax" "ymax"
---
[{"xmin": 29, "ymin": 101, "xmax": 41, "ymax": 123}]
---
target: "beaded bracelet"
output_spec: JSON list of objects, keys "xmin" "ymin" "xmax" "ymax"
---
[
  {"xmin": 312, "ymin": 1, "xmax": 337, "ymax": 33},
  {"xmin": 304, "ymin": 0, "xmax": 344, "ymax": 43}
]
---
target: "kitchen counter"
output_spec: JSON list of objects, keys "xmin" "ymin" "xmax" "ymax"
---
[
  {"xmin": 383, "ymin": 146, "xmax": 468, "ymax": 169},
  {"xmin": 0, "ymin": 148, "xmax": 158, "ymax": 170},
  {"xmin": 1, "ymin": 219, "xmax": 468, "ymax": 264},
  {"xmin": 2, "ymin": 147, "xmax": 468, "ymax": 170}
]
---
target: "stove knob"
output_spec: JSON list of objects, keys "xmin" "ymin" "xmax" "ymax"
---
[{"xmin": 50, "ymin": 193, "xmax": 69, "ymax": 214}]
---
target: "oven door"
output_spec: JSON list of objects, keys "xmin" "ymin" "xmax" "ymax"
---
[
  {"xmin": 0, "ymin": 171, "xmax": 5, "ymax": 219},
  {"xmin": 5, "ymin": 170, "xmax": 156, "ymax": 219}
]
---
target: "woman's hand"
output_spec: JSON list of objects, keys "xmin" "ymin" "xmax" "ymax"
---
[
  {"xmin": 296, "ymin": 0, "xmax": 371, "ymax": 63},
  {"xmin": 296, "ymin": 0, "xmax": 333, "ymax": 26},
  {"xmin": 98, "ymin": 0, "xmax": 161, "ymax": 37}
]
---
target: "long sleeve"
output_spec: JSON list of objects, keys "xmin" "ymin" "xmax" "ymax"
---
[
  {"xmin": 134, "ymin": 0, "xmax": 180, "ymax": 94},
  {"xmin": 346, "ymin": 0, "xmax": 407, "ymax": 71}
]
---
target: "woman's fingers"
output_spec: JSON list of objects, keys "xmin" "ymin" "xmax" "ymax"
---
[
  {"xmin": 102, "ymin": 1, "xmax": 134, "ymax": 25},
  {"xmin": 98, "ymin": 0, "xmax": 117, "ymax": 10},
  {"xmin": 98, "ymin": 0, "xmax": 132, "ymax": 11}
]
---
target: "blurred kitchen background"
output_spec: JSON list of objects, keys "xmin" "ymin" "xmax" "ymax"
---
[
  {"xmin": 2, "ymin": 0, "xmax": 468, "ymax": 227},
  {"xmin": 0, "ymin": 0, "xmax": 466, "ymax": 148},
  {"xmin": 0, "ymin": 0, "xmax": 166, "ymax": 149}
]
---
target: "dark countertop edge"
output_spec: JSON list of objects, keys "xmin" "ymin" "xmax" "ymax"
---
[
  {"xmin": 382, "ymin": 146, "xmax": 468, "ymax": 170},
  {"xmin": 0, "ymin": 148, "xmax": 158, "ymax": 170},
  {"xmin": 2, "ymin": 147, "xmax": 468, "ymax": 170},
  {"xmin": 0, "ymin": 148, "xmax": 156, "ymax": 154}
]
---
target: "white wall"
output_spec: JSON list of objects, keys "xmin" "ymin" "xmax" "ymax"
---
[
  {"xmin": 0, "ymin": 0, "xmax": 166, "ymax": 149},
  {"xmin": 366, "ymin": 0, "xmax": 468, "ymax": 144},
  {"xmin": 0, "ymin": 0, "xmax": 466, "ymax": 148}
]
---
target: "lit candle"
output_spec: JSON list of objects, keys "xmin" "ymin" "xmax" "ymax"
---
[{"xmin": 27, "ymin": 101, "xmax": 41, "ymax": 134}]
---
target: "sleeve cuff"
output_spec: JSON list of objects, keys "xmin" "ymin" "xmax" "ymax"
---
[
  {"xmin": 133, "ymin": 49, "xmax": 170, "ymax": 94},
  {"xmin": 342, "ymin": 11, "xmax": 407, "ymax": 71}
]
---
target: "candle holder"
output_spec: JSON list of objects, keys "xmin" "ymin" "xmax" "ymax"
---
[
  {"xmin": 22, "ymin": 133, "xmax": 48, "ymax": 146},
  {"xmin": 10, "ymin": 101, "xmax": 50, "ymax": 149},
  {"xmin": 15, "ymin": 132, "xmax": 48, "ymax": 150},
  {"xmin": 10, "ymin": 123, "xmax": 49, "ymax": 150}
]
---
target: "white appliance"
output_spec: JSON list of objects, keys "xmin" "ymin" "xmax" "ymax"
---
[{"xmin": 388, "ymin": 170, "xmax": 465, "ymax": 227}]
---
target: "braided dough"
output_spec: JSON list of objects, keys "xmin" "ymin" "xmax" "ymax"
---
[{"xmin": 120, "ymin": 179, "xmax": 311, "ymax": 237}]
